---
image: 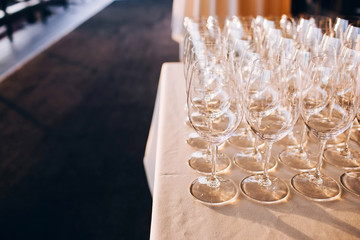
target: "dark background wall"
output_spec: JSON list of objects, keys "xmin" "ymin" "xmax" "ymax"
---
[{"xmin": 0, "ymin": 0, "xmax": 178, "ymax": 239}]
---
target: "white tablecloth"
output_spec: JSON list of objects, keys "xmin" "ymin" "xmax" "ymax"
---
[{"xmin": 145, "ymin": 62, "xmax": 360, "ymax": 240}]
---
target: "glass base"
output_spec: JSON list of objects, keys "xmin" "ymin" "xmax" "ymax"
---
[
  {"xmin": 278, "ymin": 148, "xmax": 317, "ymax": 171},
  {"xmin": 325, "ymin": 134, "xmax": 346, "ymax": 147},
  {"xmin": 188, "ymin": 150, "xmax": 231, "ymax": 175},
  {"xmin": 240, "ymin": 174, "xmax": 289, "ymax": 203},
  {"xmin": 323, "ymin": 147, "xmax": 360, "ymax": 170},
  {"xmin": 340, "ymin": 171, "xmax": 360, "ymax": 197},
  {"xmin": 227, "ymin": 130, "xmax": 261, "ymax": 150},
  {"xmin": 190, "ymin": 176, "xmax": 238, "ymax": 205},
  {"xmin": 233, "ymin": 151, "xmax": 277, "ymax": 173},
  {"xmin": 291, "ymin": 172, "xmax": 341, "ymax": 201},
  {"xmin": 186, "ymin": 132, "xmax": 208, "ymax": 150}
]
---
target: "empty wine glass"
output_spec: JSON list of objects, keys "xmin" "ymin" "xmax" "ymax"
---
[
  {"xmin": 223, "ymin": 16, "xmax": 244, "ymax": 51},
  {"xmin": 343, "ymin": 22, "xmax": 360, "ymax": 51},
  {"xmin": 339, "ymin": 60, "xmax": 360, "ymax": 198},
  {"xmin": 182, "ymin": 25, "xmax": 219, "ymax": 151},
  {"xmin": 187, "ymin": 59, "xmax": 243, "ymax": 205},
  {"xmin": 240, "ymin": 57, "xmax": 300, "ymax": 203},
  {"xmin": 229, "ymin": 46, "xmax": 276, "ymax": 173},
  {"xmin": 185, "ymin": 44, "xmax": 233, "ymax": 174},
  {"xmin": 301, "ymin": 17, "xmax": 332, "ymax": 55},
  {"xmin": 323, "ymin": 31, "xmax": 360, "ymax": 170},
  {"xmin": 333, "ymin": 17, "xmax": 349, "ymax": 41},
  {"xmin": 318, "ymin": 32, "xmax": 347, "ymax": 147},
  {"xmin": 291, "ymin": 54, "xmax": 359, "ymax": 201},
  {"xmin": 278, "ymin": 49, "xmax": 318, "ymax": 171},
  {"xmin": 183, "ymin": 42, "xmax": 212, "ymax": 151}
]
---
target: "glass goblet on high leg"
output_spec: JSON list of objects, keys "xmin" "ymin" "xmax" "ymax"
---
[
  {"xmin": 187, "ymin": 59, "xmax": 243, "ymax": 205},
  {"xmin": 240, "ymin": 58, "xmax": 300, "ymax": 203},
  {"xmin": 291, "ymin": 55, "xmax": 359, "ymax": 201}
]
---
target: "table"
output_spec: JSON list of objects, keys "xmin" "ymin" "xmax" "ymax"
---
[{"xmin": 145, "ymin": 62, "xmax": 360, "ymax": 239}]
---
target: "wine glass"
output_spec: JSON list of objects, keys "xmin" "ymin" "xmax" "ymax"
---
[
  {"xmin": 183, "ymin": 32, "xmax": 222, "ymax": 81},
  {"xmin": 333, "ymin": 17, "xmax": 349, "ymax": 41},
  {"xmin": 301, "ymin": 17, "xmax": 332, "ymax": 55},
  {"xmin": 323, "ymin": 23, "xmax": 360, "ymax": 163},
  {"xmin": 278, "ymin": 49, "xmax": 318, "ymax": 171},
  {"xmin": 229, "ymin": 47, "xmax": 277, "ymax": 173},
  {"xmin": 279, "ymin": 15, "xmax": 297, "ymax": 39},
  {"xmin": 343, "ymin": 22, "xmax": 360, "ymax": 51},
  {"xmin": 291, "ymin": 54, "xmax": 359, "ymax": 201},
  {"xmin": 223, "ymin": 16, "xmax": 244, "ymax": 52},
  {"xmin": 187, "ymin": 59, "xmax": 243, "ymax": 205},
  {"xmin": 183, "ymin": 41, "xmax": 214, "ymax": 151},
  {"xmin": 318, "ymin": 32, "xmax": 347, "ymax": 147},
  {"xmin": 295, "ymin": 16, "xmax": 314, "ymax": 49},
  {"xmin": 339, "ymin": 57, "xmax": 360, "ymax": 197},
  {"xmin": 323, "ymin": 46, "xmax": 360, "ymax": 170},
  {"xmin": 185, "ymin": 44, "xmax": 233, "ymax": 174},
  {"xmin": 344, "ymin": 22, "xmax": 360, "ymax": 133},
  {"xmin": 240, "ymin": 57, "xmax": 300, "ymax": 203},
  {"xmin": 182, "ymin": 22, "xmax": 212, "ymax": 147}
]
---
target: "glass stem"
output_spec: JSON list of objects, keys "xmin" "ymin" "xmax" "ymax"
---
[
  {"xmin": 254, "ymin": 134, "xmax": 260, "ymax": 154},
  {"xmin": 208, "ymin": 143, "xmax": 221, "ymax": 188},
  {"xmin": 327, "ymin": 99, "xmax": 334, "ymax": 122},
  {"xmin": 342, "ymin": 122, "xmax": 353, "ymax": 155},
  {"xmin": 263, "ymin": 140, "xmax": 273, "ymax": 184},
  {"xmin": 210, "ymin": 143, "xmax": 218, "ymax": 179},
  {"xmin": 299, "ymin": 122, "xmax": 307, "ymax": 153},
  {"xmin": 208, "ymin": 117, "xmax": 220, "ymax": 188},
  {"xmin": 254, "ymin": 119, "xmax": 261, "ymax": 159},
  {"xmin": 315, "ymin": 139, "xmax": 327, "ymax": 178}
]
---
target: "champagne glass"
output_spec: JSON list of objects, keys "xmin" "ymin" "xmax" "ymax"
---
[
  {"xmin": 188, "ymin": 59, "xmax": 242, "ymax": 205},
  {"xmin": 240, "ymin": 57, "xmax": 300, "ymax": 203},
  {"xmin": 291, "ymin": 54, "xmax": 359, "ymax": 201}
]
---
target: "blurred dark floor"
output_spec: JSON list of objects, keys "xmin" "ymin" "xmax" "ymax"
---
[
  {"xmin": 0, "ymin": 0, "xmax": 113, "ymax": 78},
  {"xmin": 0, "ymin": 0, "xmax": 178, "ymax": 239}
]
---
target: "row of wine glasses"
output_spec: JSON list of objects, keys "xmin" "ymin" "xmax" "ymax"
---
[{"xmin": 183, "ymin": 15, "xmax": 360, "ymax": 205}]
